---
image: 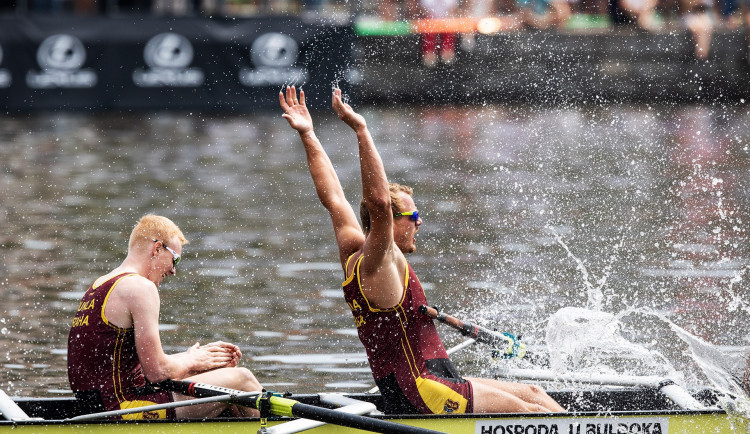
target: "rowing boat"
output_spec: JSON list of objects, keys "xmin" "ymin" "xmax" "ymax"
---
[{"xmin": 2, "ymin": 369, "xmax": 748, "ymax": 434}]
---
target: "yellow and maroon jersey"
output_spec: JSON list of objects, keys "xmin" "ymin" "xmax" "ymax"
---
[
  {"xmin": 342, "ymin": 253, "xmax": 473, "ymax": 414},
  {"xmin": 67, "ymin": 272, "xmax": 174, "ymax": 419}
]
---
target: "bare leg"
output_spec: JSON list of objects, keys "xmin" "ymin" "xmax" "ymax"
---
[
  {"xmin": 172, "ymin": 367, "xmax": 262, "ymax": 419},
  {"xmin": 549, "ymin": 0, "xmax": 572, "ymax": 28},
  {"xmin": 684, "ymin": 12, "xmax": 714, "ymax": 60},
  {"xmin": 468, "ymin": 377, "xmax": 565, "ymax": 413}
]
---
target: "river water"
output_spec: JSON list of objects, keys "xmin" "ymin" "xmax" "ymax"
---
[{"xmin": 1, "ymin": 103, "xmax": 749, "ymax": 398}]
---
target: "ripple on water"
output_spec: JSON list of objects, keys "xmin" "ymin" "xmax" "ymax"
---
[
  {"xmin": 23, "ymin": 240, "xmax": 55, "ymax": 250},
  {"xmin": 198, "ymin": 268, "xmax": 239, "ymax": 277},
  {"xmin": 314, "ymin": 367, "xmax": 371, "ymax": 373},
  {"xmin": 640, "ymin": 268, "xmax": 742, "ymax": 279},
  {"xmin": 277, "ymin": 262, "xmax": 340, "ymax": 278},
  {"xmin": 58, "ymin": 291, "xmax": 85, "ymax": 300},
  {"xmin": 325, "ymin": 381, "xmax": 371, "ymax": 389},
  {"xmin": 4, "ymin": 364, "xmax": 25, "ymax": 370},
  {"xmin": 47, "ymin": 389, "xmax": 73, "ymax": 394},
  {"xmin": 254, "ymin": 353, "xmax": 367, "ymax": 365},
  {"xmin": 320, "ymin": 290, "xmax": 342, "ymax": 298},
  {"xmin": 235, "ymin": 307, "xmax": 268, "ymax": 315},
  {"xmin": 254, "ymin": 331, "xmax": 285, "ymax": 338},
  {"xmin": 334, "ymin": 328, "xmax": 358, "ymax": 336}
]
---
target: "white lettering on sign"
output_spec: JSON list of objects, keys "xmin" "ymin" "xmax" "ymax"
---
[
  {"xmin": 132, "ymin": 32, "xmax": 204, "ymax": 88},
  {"xmin": 132, "ymin": 68, "xmax": 204, "ymax": 87},
  {"xmin": 239, "ymin": 67, "xmax": 308, "ymax": 87},
  {"xmin": 27, "ymin": 69, "xmax": 97, "ymax": 88},
  {"xmin": 26, "ymin": 34, "xmax": 98, "ymax": 89},
  {"xmin": 238, "ymin": 32, "xmax": 308, "ymax": 87},
  {"xmin": 476, "ymin": 417, "xmax": 668, "ymax": 434}
]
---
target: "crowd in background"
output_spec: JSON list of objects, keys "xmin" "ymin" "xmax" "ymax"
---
[{"xmin": 0, "ymin": 0, "xmax": 747, "ymax": 62}]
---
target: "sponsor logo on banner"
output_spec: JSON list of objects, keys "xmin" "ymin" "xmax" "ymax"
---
[
  {"xmin": 476, "ymin": 416, "xmax": 668, "ymax": 434},
  {"xmin": 0, "ymin": 44, "xmax": 10, "ymax": 88},
  {"xmin": 133, "ymin": 32, "xmax": 204, "ymax": 87},
  {"xmin": 239, "ymin": 32, "xmax": 308, "ymax": 87},
  {"xmin": 26, "ymin": 34, "xmax": 97, "ymax": 89}
]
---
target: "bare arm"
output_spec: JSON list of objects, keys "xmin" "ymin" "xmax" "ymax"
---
[
  {"xmin": 119, "ymin": 278, "xmax": 239, "ymax": 382},
  {"xmin": 280, "ymin": 86, "xmax": 364, "ymax": 268},
  {"xmin": 331, "ymin": 89, "xmax": 405, "ymax": 309}
]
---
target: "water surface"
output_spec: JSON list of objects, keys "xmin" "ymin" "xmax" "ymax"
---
[{"xmin": 1, "ymin": 103, "xmax": 749, "ymax": 396}]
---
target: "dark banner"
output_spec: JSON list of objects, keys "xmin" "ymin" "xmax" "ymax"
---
[{"xmin": 0, "ymin": 15, "xmax": 355, "ymax": 111}]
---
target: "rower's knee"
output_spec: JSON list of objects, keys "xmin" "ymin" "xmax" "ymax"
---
[
  {"xmin": 526, "ymin": 384, "xmax": 544, "ymax": 396},
  {"xmin": 235, "ymin": 367, "xmax": 262, "ymax": 391},
  {"xmin": 529, "ymin": 403, "xmax": 549, "ymax": 413}
]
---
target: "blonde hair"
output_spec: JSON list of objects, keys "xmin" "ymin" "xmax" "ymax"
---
[
  {"xmin": 128, "ymin": 214, "xmax": 189, "ymax": 251},
  {"xmin": 359, "ymin": 182, "xmax": 413, "ymax": 234}
]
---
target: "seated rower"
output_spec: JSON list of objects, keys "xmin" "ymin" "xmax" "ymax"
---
[
  {"xmin": 280, "ymin": 86, "xmax": 565, "ymax": 415},
  {"xmin": 67, "ymin": 214, "xmax": 261, "ymax": 419}
]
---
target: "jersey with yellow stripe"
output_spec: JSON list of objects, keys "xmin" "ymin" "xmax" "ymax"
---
[
  {"xmin": 342, "ymin": 253, "xmax": 473, "ymax": 414},
  {"xmin": 67, "ymin": 272, "xmax": 175, "ymax": 419}
]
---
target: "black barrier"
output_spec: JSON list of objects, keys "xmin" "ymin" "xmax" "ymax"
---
[{"xmin": 0, "ymin": 15, "xmax": 356, "ymax": 111}]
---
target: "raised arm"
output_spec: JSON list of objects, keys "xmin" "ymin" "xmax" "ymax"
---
[
  {"xmin": 280, "ymin": 86, "xmax": 364, "ymax": 269},
  {"xmin": 332, "ymin": 89, "xmax": 405, "ymax": 309}
]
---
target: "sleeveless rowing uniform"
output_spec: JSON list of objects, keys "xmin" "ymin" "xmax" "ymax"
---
[
  {"xmin": 342, "ymin": 253, "xmax": 473, "ymax": 414},
  {"xmin": 67, "ymin": 272, "xmax": 175, "ymax": 419}
]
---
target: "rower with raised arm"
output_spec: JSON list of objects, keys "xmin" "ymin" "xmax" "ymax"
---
[
  {"xmin": 67, "ymin": 214, "xmax": 262, "ymax": 420},
  {"xmin": 280, "ymin": 86, "xmax": 565, "ymax": 415}
]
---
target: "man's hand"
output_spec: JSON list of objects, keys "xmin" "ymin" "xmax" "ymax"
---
[
  {"xmin": 332, "ymin": 88, "xmax": 367, "ymax": 132},
  {"xmin": 185, "ymin": 341, "xmax": 240, "ymax": 371},
  {"xmin": 280, "ymin": 86, "xmax": 314, "ymax": 135},
  {"xmin": 204, "ymin": 341, "xmax": 242, "ymax": 367}
]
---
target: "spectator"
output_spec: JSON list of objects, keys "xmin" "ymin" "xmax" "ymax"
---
[
  {"xmin": 680, "ymin": 0, "xmax": 716, "ymax": 59},
  {"xmin": 736, "ymin": 0, "xmax": 750, "ymax": 63},
  {"xmin": 518, "ymin": 0, "xmax": 574, "ymax": 29},
  {"xmin": 608, "ymin": 0, "xmax": 661, "ymax": 31},
  {"xmin": 418, "ymin": 0, "xmax": 459, "ymax": 66},
  {"xmin": 378, "ymin": 0, "xmax": 401, "ymax": 20}
]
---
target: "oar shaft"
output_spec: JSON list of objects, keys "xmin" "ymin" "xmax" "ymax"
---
[
  {"xmin": 161, "ymin": 380, "xmax": 443, "ymax": 434},
  {"xmin": 66, "ymin": 393, "xmax": 255, "ymax": 422},
  {"xmin": 289, "ymin": 401, "xmax": 437, "ymax": 434},
  {"xmin": 419, "ymin": 305, "xmax": 510, "ymax": 348}
]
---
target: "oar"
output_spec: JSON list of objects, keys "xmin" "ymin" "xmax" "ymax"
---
[
  {"xmin": 160, "ymin": 379, "xmax": 443, "ymax": 434},
  {"xmin": 65, "ymin": 392, "xmax": 259, "ymax": 422},
  {"xmin": 419, "ymin": 305, "xmax": 548, "ymax": 366},
  {"xmin": 493, "ymin": 368, "xmax": 708, "ymax": 410}
]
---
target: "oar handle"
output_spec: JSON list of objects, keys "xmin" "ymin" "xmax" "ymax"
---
[
  {"xmin": 160, "ymin": 379, "xmax": 443, "ymax": 434},
  {"xmin": 419, "ymin": 305, "xmax": 527, "ymax": 359}
]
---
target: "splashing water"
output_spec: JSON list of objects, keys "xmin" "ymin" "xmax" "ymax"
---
[
  {"xmin": 547, "ymin": 226, "xmax": 623, "ymax": 312},
  {"xmin": 633, "ymin": 308, "xmax": 750, "ymax": 425},
  {"xmin": 543, "ymin": 228, "xmax": 674, "ymax": 377},
  {"xmin": 545, "ymin": 306, "xmax": 679, "ymax": 379},
  {"xmin": 543, "ymin": 230, "xmax": 750, "ymax": 415},
  {"xmin": 668, "ymin": 315, "xmax": 746, "ymax": 396}
]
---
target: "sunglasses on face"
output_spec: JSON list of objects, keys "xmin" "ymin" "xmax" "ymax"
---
[
  {"xmin": 153, "ymin": 239, "xmax": 181, "ymax": 268},
  {"xmin": 393, "ymin": 210, "xmax": 419, "ymax": 221}
]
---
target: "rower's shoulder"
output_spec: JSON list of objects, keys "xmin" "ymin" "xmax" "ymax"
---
[{"xmin": 106, "ymin": 272, "xmax": 157, "ymax": 297}]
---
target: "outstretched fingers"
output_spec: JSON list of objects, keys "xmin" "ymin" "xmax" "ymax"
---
[
  {"xmin": 331, "ymin": 88, "xmax": 347, "ymax": 117},
  {"xmin": 280, "ymin": 86, "xmax": 306, "ymax": 110},
  {"xmin": 279, "ymin": 89, "xmax": 290, "ymax": 111},
  {"xmin": 290, "ymin": 85, "xmax": 299, "ymax": 105}
]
